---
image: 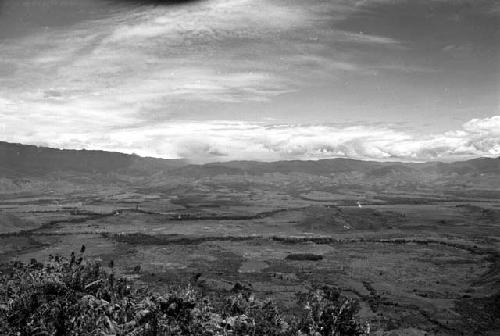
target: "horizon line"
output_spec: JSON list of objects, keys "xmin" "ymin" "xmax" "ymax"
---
[{"xmin": 1, "ymin": 139, "xmax": 497, "ymax": 166}]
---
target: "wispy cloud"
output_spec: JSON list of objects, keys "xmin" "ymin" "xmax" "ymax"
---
[
  {"xmin": 0, "ymin": 0, "xmax": 409, "ymax": 111},
  {"xmin": 0, "ymin": 0, "xmax": 304, "ymax": 106},
  {"xmin": 337, "ymin": 32, "xmax": 403, "ymax": 47}
]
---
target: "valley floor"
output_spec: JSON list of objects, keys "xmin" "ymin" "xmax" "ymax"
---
[{"xmin": 1, "ymin": 182, "xmax": 499, "ymax": 335}]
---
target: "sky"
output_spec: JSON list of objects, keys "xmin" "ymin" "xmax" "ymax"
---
[{"xmin": 0, "ymin": 0, "xmax": 498, "ymax": 163}]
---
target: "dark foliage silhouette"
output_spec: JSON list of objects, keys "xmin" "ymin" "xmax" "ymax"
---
[{"xmin": 0, "ymin": 252, "xmax": 368, "ymax": 335}]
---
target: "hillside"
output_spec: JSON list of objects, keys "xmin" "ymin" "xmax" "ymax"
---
[
  {"xmin": 0, "ymin": 141, "xmax": 186, "ymax": 177},
  {"xmin": 1, "ymin": 141, "xmax": 498, "ymax": 180}
]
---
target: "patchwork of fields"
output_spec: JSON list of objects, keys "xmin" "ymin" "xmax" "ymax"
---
[{"xmin": 1, "ymin": 177, "xmax": 499, "ymax": 335}]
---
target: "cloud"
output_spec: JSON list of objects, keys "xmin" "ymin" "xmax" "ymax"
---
[
  {"xmin": 462, "ymin": 116, "xmax": 500, "ymax": 135},
  {"xmin": 0, "ymin": 0, "xmax": 410, "ymax": 112},
  {"xmin": 2, "ymin": 112, "xmax": 498, "ymax": 163},
  {"xmin": 0, "ymin": 0, "xmax": 496, "ymax": 162},
  {"xmin": 338, "ymin": 32, "xmax": 403, "ymax": 47},
  {"xmin": 0, "ymin": 0, "xmax": 419, "ymax": 152},
  {"xmin": 0, "ymin": 0, "xmax": 305, "ymax": 108}
]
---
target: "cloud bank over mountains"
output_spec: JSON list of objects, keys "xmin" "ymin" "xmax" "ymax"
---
[{"xmin": 1, "ymin": 110, "xmax": 498, "ymax": 163}]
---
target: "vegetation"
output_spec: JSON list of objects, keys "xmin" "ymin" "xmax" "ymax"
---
[
  {"xmin": 285, "ymin": 254, "xmax": 324, "ymax": 261},
  {"xmin": 0, "ymin": 248, "xmax": 368, "ymax": 336}
]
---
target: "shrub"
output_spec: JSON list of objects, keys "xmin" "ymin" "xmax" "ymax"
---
[
  {"xmin": 295, "ymin": 286, "xmax": 366, "ymax": 335},
  {"xmin": 285, "ymin": 254, "xmax": 324, "ymax": 261},
  {"xmin": 0, "ymin": 252, "xmax": 368, "ymax": 335}
]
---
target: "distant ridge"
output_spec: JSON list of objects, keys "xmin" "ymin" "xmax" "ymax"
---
[
  {"xmin": 0, "ymin": 141, "xmax": 498, "ymax": 178},
  {"xmin": 0, "ymin": 141, "xmax": 186, "ymax": 177}
]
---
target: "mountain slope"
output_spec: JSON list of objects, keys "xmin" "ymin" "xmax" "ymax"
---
[
  {"xmin": 0, "ymin": 141, "xmax": 186, "ymax": 177},
  {"xmin": 0, "ymin": 141, "xmax": 498, "ymax": 180}
]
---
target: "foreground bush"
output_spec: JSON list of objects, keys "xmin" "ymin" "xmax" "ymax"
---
[{"xmin": 0, "ymin": 251, "xmax": 368, "ymax": 335}]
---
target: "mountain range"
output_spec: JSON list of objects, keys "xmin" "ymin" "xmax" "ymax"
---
[{"xmin": 0, "ymin": 140, "xmax": 498, "ymax": 180}]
